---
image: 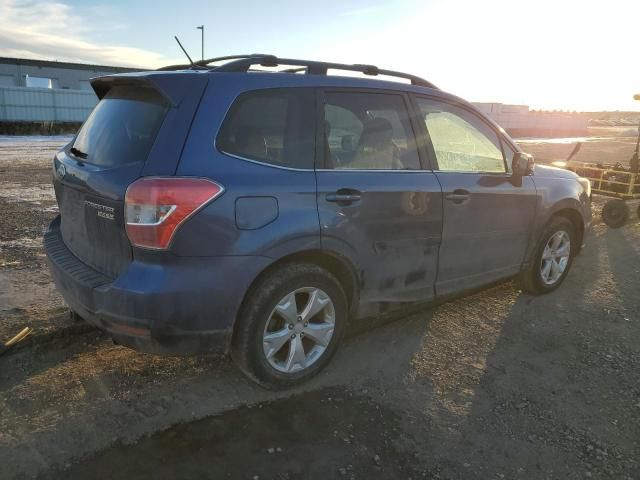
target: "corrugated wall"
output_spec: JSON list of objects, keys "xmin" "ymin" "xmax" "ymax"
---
[{"xmin": 0, "ymin": 87, "xmax": 97, "ymax": 122}]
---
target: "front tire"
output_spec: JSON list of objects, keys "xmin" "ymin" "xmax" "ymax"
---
[
  {"xmin": 518, "ymin": 216, "xmax": 576, "ymax": 294},
  {"xmin": 231, "ymin": 263, "xmax": 347, "ymax": 389}
]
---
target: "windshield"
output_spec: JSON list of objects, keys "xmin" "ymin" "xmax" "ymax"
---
[{"xmin": 72, "ymin": 85, "xmax": 168, "ymax": 167}]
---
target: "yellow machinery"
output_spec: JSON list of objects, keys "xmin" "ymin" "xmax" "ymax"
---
[
  {"xmin": 568, "ymin": 163, "xmax": 639, "ymax": 228},
  {"xmin": 561, "ymin": 94, "xmax": 640, "ymax": 228}
]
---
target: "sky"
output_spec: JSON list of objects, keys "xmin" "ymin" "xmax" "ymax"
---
[{"xmin": 0, "ymin": 0, "xmax": 638, "ymax": 111}]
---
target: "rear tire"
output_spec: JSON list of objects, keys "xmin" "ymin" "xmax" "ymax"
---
[
  {"xmin": 231, "ymin": 263, "xmax": 347, "ymax": 389},
  {"xmin": 518, "ymin": 216, "xmax": 576, "ymax": 295},
  {"xmin": 602, "ymin": 199, "xmax": 629, "ymax": 228}
]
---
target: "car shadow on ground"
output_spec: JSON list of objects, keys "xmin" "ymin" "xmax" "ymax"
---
[
  {"xmin": 35, "ymin": 281, "xmax": 521, "ymax": 479},
  {"xmin": 40, "ymin": 278, "xmax": 541, "ymax": 480}
]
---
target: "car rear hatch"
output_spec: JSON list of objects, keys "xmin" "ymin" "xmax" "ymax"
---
[{"xmin": 52, "ymin": 72, "xmax": 208, "ymax": 278}]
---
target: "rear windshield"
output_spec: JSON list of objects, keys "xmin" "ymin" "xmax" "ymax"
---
[{"xmin": 71, "ymin": 86, "xmax": 168, "ymax": 167}]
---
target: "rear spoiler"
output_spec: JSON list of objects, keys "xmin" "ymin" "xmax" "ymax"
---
[{"xmin": 90, "ymin": 72, "xmax": 208, "ymax": 107}]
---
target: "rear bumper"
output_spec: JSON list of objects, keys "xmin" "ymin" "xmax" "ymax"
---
[
  {"xmin": 62, "ymin": 299, "xmax": 232, "ymax": 356},
  {"xmin": 44, "ymin": 216, "xmax": 270, "ymax": 355}
]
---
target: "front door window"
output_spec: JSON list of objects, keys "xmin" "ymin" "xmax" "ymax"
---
[{"xmin": 415, "ymin": 99, "xmax": 506, "ymax": 173}]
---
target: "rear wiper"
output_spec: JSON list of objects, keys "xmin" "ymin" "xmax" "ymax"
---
[{"xmin": 69, "ymin": 147, "xmax": 88, "ymax": 159}]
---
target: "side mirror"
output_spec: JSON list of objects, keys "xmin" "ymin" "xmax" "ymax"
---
[{"xmin": 513, "ymin": 152, "xmax": 535, "ymax": 177}]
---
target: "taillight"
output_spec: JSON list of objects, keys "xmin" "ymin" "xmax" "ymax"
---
[{"xmin": 125, "ymin": 177, "xmax": 224, "ymax": 250}]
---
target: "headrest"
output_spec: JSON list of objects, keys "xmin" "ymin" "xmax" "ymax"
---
[{"xmin": 359, "ymin": 117, "xmax": 393, "ymax": 149}]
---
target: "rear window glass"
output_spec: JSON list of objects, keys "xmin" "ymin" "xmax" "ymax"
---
[
  {"xmin": 71, "ymin": 86, "xmax": 168, "ymax": 167},
  {"xmin": 217, "ymin": 88, "xmax": 315, "ymax": 169}
]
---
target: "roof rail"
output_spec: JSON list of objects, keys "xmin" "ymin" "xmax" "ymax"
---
[
  {"xmin": 211, "ymin": 55, "xmax": 438, "ymax": 89},
  {"xmin": 157, "ymin": 54, "xmax": 275, "ymax": 71},
  {"xmin": 156, "ymin": 63, "xmax": 205, "ymax": 71},
  {"xmin": 157, "ymin": 54, "xmax": 438, "ymax": 89}
]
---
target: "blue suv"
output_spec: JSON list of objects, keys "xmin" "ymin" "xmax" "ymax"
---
[{"xmin": 45, "ymin": 55, "xmax": 592, "ymax": 387}]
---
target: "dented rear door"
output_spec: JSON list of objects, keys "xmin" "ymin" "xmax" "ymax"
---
[{"xmin": 316, "ymin": 89, "xmax": 443, "ymax": 303}]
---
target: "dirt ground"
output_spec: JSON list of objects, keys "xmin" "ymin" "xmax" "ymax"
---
[
  {"xmin": 0, "ymin": 137, "xmax": 71, "ymax": 344},
  {"xmin": 0, "ymin": 136, "xmax": 639, "ymax": 479}
]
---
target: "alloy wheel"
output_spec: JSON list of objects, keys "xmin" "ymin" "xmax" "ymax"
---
[
  {"xmin": 540, "ymin": 230, "xmax": 571, "ymax": 285},
  {"xmin": 262, "ymin": 287, "xmax": 336, "ymax": 373}
]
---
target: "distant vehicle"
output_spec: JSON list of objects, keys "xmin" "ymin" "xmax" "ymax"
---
[{"xmin": 44, "ymin": 55, "xmax": 592, "ymax": 388}]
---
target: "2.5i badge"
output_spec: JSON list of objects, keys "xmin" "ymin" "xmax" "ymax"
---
[{"xmin": 85, "ymin": 200, "xmax": 115, "ymax": 221}]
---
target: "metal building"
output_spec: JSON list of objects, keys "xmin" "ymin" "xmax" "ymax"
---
[
  {"xmin": 0, "ymin": 57, "xmax": 138, "ymax": 90},
  {"xmin": 474, "ymin": 102, "xmax": 589, "ymax": 138},
  {"xmin": 0, "ymin": 57, "xmax": 140, "ymax": 126}
]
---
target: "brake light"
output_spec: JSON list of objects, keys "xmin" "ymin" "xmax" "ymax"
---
[{"xmin": 125, "ymin": 177, "xmax": 224, "ymax": 250}]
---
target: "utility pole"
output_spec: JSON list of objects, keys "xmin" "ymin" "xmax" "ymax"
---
[{"xmin": 196, "ymin": 25, "xmax": 204, "ymax": 61}]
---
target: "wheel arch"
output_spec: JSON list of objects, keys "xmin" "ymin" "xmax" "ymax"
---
[
  {"xmin": 231, "ymin": 249, "xmax": 360, "ymax": 340},
  {"xmin": 551, "ymin": 207, "xmax": 585, "ymax": 250},
  {"xmin": 523, "ymin": 202, "xmax": 585, "ymax": 271}
]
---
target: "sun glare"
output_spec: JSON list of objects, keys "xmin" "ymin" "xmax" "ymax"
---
[{"xmin": 312, "ymin": 0, "xmax": 640, "ymax": 111}]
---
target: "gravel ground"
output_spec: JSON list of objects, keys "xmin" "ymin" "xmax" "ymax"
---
[
  {"xmin": 0, "ymin": 137, "xmax": 71, "ymax": 342},
  {"xmin": 0, "ymin": 136, "xmax": 639, "ymax": 479}
]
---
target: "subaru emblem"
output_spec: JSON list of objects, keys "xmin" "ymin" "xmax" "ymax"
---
[{"xmin": 56, "ymin": 163, "xmax": 66, "ymax": 179}]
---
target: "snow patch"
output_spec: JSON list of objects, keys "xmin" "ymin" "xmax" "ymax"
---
[{"xmin": 0, "ymin": 182, "xmax": 55, "ymax": 203}]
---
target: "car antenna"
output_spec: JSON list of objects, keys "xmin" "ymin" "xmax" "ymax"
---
[{"xmin": 174, "ymin": 35, "xmax": 197, "ymax": 68}]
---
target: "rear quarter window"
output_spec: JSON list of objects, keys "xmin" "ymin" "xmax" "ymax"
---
[
  {"xmin": 217, "ymin": 88, "xmax": 315, "ymax": 169},
  {"xmin": 72, "ymin": 86, "xmax": 168, "ymax": 167}
]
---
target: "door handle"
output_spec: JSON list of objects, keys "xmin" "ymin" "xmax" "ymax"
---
[
  {"xmin": 326, "ymin": 194, "xmax": 361, "ymax": 202},
  {"xmin": 445, "ymin": 189, "xmax": 470, "ymax": 204},
  {"xmin": 326, "ymin": 189, "xmax": 361, "ymax": 205}
]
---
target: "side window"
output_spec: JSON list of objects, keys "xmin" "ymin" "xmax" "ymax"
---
[
  {"xmin": 217, "ymin": 89, "xmax": 315, "ymax": 169},
  {"xmin": 323, "ymin": 92, "xmax": 421, "ymax": 170},
  {"xmin": 416, "ymin": 98, "xmax": 506, "ymax": 173}
]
